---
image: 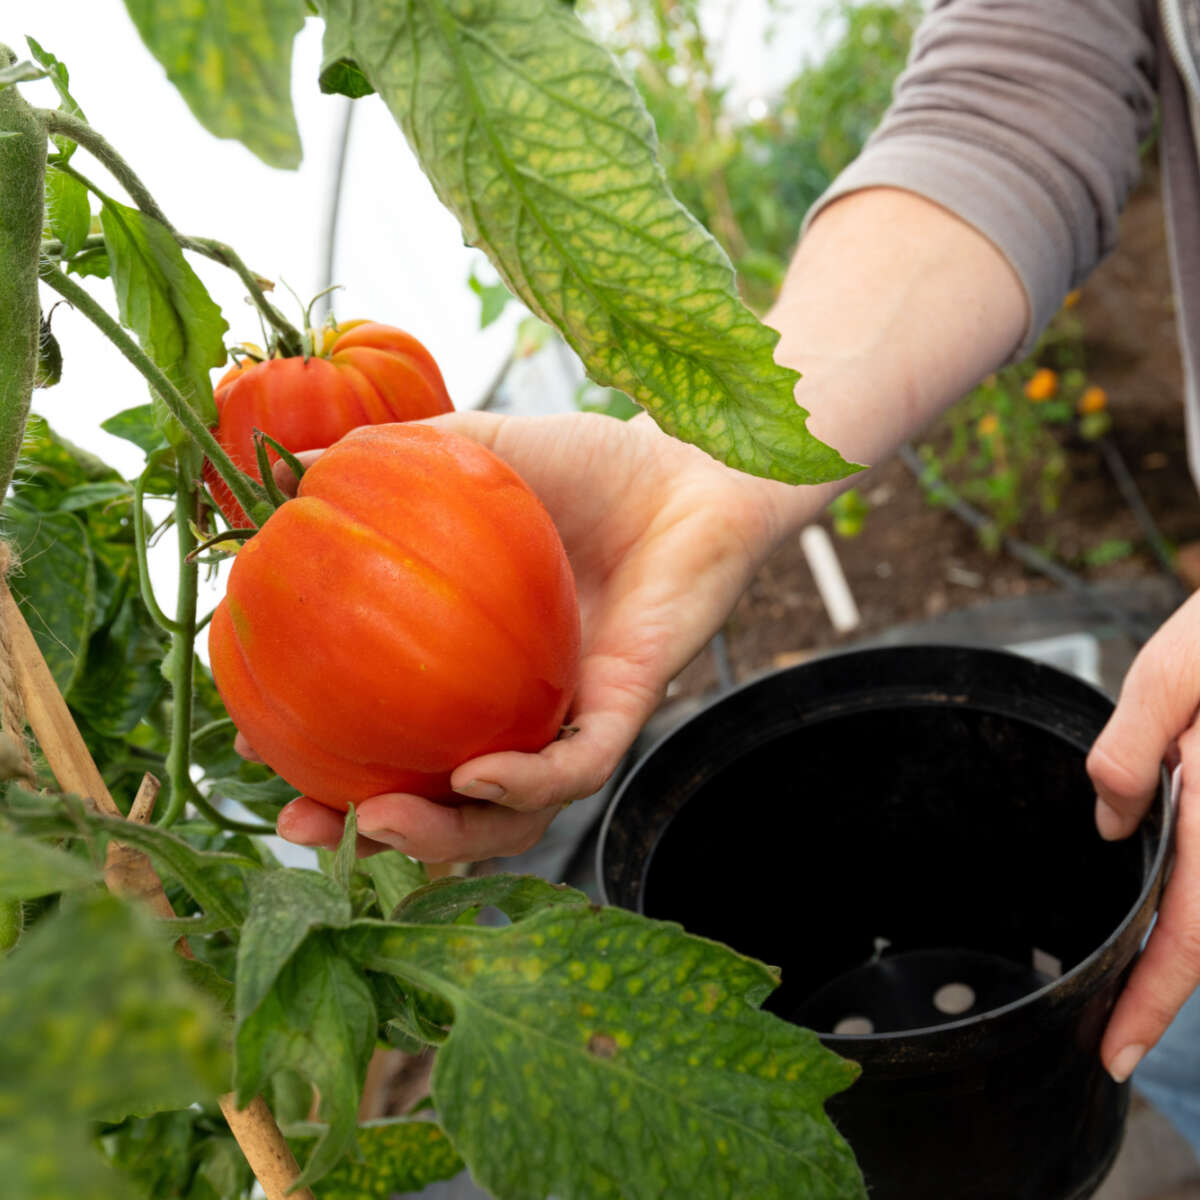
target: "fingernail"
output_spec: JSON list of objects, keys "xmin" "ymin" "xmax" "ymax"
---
[
  {"xmin": 1095, "ymin": 798, "xmax": 1125, "ymax": 841},
  {"xmin": 1108, "ymin": 1044, "xmax": 1146, "ymax": 1083},
  {"xmin": 454, "ymin": 779, "xmax": 506, "ymax": 802}
]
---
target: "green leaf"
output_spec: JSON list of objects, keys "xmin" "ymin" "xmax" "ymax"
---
[
  {"xmin": 99, "ymin": 403, "xmax": 164, "ymax": 455},
  {"xmin": 349, "ymin": 906, "xmax": 865, "ymax": 1199},
  {"xmin": 26, "ymin": 38, "xmax": 86, "ymax": 159},
  {"xmin": 205, "ymin": 771, "xmax": 300, "ymax": 818},
  {"xmin": 286, "ymin": 1118, "xmax": 463, "ymax": 1197},
  {"xmin": 100, "ymin": 199, "xmax": 226, "ymax": 442},
  {"xmin": 318, "ymin": 0, "xmax": 858, "ymax": 485},
  {"xmin": 45, "ymin": 166, "xmax": 90, "ymax": 258},
  {"xmin": 319, "ymin": 57, "xmax": 374, "ymax": 98},
  {"xmin": 56, "ymin": 480, "xmax": 132, "ymax": 512},
  {"xmin": 330, "ymin": 806, "xmax": 358, "ymax": 894},
  {"xmin": 0, "ymin": 891, "xmax": 229, "ymax": 1123},
  {"xmin": 0, "ymin": 1118, "xmax": 137, "ymax": 1200},
  {"xmin": 394, "ymin": 872, "xmax": 590, "ymax": 925},
  {"xmin": 0, "ymin": 790, "xmax": 254, "ymax": 930},
  {"xmin": 236, "ymin": 868, "xmax": 351, "ymax": 1023},
  {"xmin": 234, "ymin": 933, "xmax": 376, "ymax": 1187},
  {"xmin": 2, "ymin": 500, "xmax": 95, "ymax": 693},
  {"xmin": 122, "ymin": 0, "xmax": 306, "ymax": 169},
  {"xmin": 67, "ymin": 585, "xmax": 169, "ymax": 737},
  {"xmin": 468, "ymin": 268, "xmax": 512, "ymax": 329},
  {"xmin": 363, "ymin": 852, "xmax": 428, "ymax": 917},
  {"xmin": 0, "ymin": 830, "xmax": 97, "ymax": 900},
  {"xmin": 65, "ymin": 243, "xmax": 110, "ymax": 279}
]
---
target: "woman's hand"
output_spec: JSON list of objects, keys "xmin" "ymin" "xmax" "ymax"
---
[
  {"xmin": 265, "ymin": 409, "xmax": 801, "ymax": 862},
  {"xmin": 1088, "ymin": 590, "xmax": 1200, "ymax": 1081}
]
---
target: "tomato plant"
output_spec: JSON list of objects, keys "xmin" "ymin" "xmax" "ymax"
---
[
  {"xmin": 203, "ymin": 321, "xmax": 454, "ymax": 528},
  {"xmin": 210, "ymin": 422, "xmax": 580, "ymax": 810},
  {"xmin": 0, "ymin": 6, "xmax": 867, "ymax": 1200}
]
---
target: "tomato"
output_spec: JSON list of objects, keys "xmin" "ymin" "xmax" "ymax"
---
[
  {"xmin": 203, "ymin": 321, "xmax": 453, "ymax": 527},
  {"xmin": 207, "ymin": 423, "xmax": 581, "ymax": 810}
]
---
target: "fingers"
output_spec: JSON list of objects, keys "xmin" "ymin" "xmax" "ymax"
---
[
  {"xmin": 271, "ymin": 448, "xmax": 326, "ymax": 496},
  {"xmin": 276, "ymin": 792, "xmax": 560, "ymax": 864},
  {"xmin": 1088, "ymin": 591, "xmax": 1200, "ymax": 839},
  {"xmin": 1101, "ymin": 736, "xmax": 1200, "ymax": 1080},
  {"xmin": 233, "ymin": 731, "xmax": 264, "ymax": 763},
  {"xmin": 277, "ymin": 796, "xmax": 392, "ymax": 859},
  {"xmin": 450, "ymin": 663, "xmax": 663, "ymax": 812}
]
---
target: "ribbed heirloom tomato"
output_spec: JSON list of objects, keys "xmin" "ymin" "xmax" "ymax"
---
[
  {"xmin": 207, "ymin": 423, "xmax": 581, "ymax": 810},
  {"xmin": 203, "ymin": 320, "xmax": 453, "ymax": 527}
]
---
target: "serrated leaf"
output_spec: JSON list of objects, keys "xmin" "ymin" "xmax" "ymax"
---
[
  {"xmin": 26, "ymin": 38, "xmax": 86, "ymax": 158},
  {"xmin": 122, "ymin": 0, "xmax": 306, "ymax": 168},
  {"xmin": 236, "ymin": 868, "xmax": 351, "ymax": 1022},
  {"xmin": 0, "ymin": 830, "xmax": 97, "ymax": 900},
  {"xmin": 349, "ymin": 906, "xmax": 865, "ymax": 1199},
  {"xmin": 363, "ymin": 852, "xmax": 428, "ymax": 917},
  {"xmin": 394, "ymin": 872, "xmax": 590, "ymax": 925},
  {"xmin": 0, "ymin": 891, "xmax": 229, "ymax": 1123},
  {"xmin": 319, "ymin": 57, "xmax": 374, "ymax": 98},
  {"xmin": 65, "ymin": 243, "xmax": 109, "ymax": 278},
  {"xmin": 99, "ymin": 403, "xmax": 164, "ymax": 455},
  {"xmin": 287, "ymin": 1118, "xmax": 463, "ymax": 1197},
  {"xmin": 45, "ymin": 166, "xmax": 90, "ymax": 258},
  {"xmin": 206, "ymin": 771, "xmax": 301, "ymax": 818},
  {"xmin": 318, "ymin": 0, "xmax": 858, "ymax": 485},
  {"xmin": 2, "ymin": 500, "xmax": 95, "ymax": 693},
  {"xmin": 234, "ymin": 932, "xmax": 376, "ymax": 1186},
  {"xmin": 100, "ymin": 199, "xmax": 226, "ymax": 442}
]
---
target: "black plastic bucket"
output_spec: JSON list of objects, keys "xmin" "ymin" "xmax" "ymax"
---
[{"xmin": 597, "ymin": 644, "xmax": 1173, "ymax": 1199}]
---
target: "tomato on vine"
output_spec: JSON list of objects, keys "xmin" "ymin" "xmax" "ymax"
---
[
  {"xmin": 207, "ymin": 422, "xmax": 581, "ymax": 811},
  {"xmin": 202, "ymin": 320, "xmax": 454, "ymax": 527}
]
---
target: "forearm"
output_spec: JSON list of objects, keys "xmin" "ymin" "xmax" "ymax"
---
[{"xmin": 758, "ymin": 185, "xmax": 1028, "ymax": 535}]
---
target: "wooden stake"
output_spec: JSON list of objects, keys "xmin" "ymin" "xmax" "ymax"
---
[{"xmin": 0, "ymin": 577, "xmax": 314, "ymax": 1200}]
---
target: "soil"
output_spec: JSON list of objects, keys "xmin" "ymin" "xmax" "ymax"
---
[{"xmin": 673, "ymin": 153, "xmax": 1200, "ymax": 697}]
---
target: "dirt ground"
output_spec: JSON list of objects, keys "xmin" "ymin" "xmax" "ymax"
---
[{"xmin": 673, "ymin": 153, "xmax": 1200, "ymax": 696}]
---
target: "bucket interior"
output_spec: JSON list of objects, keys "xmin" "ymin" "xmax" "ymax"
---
[{"xmin": 639, "ymin": 703, "xmax": 1150, "ymax": 1036}]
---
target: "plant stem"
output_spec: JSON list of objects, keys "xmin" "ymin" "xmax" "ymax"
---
[
  {"xmin": 0, "ymin": 47, "xmax": 49, "ymax": 501},
  {"xmin": 41, "ymin": 110, "xmax": 307, "ymax": 356},
  {"xmin": 186, "ymin": 788, "xmax": 276, "ymax": 836},
  {"xmin": 42, "ymin": 108, "xmax": 174, "ymax": 228},
  {"xmin": 160, "ymin": 475, "xmax": 200, "ymax": 827},
  {"xmin": 37, "ymin": 262, "xmax": 274, "ymax": 525},
  {"xmin": 133, "ymin": 463, "xmax": 186, "ymax": 636},
  {"xmin": 179, "ymin": 237, "xmax": 305, "ymax": 357}
]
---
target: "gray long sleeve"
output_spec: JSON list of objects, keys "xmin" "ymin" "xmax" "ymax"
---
[{"xmin": 804, "ymin": 0, "xmax": 1159, "ymax": 358}]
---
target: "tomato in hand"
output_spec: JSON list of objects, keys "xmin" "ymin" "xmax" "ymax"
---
[
  {"xmin": 207, "ymin": 423, "xmax": 581, "ymax": 810},
  {"xmin": 203, "ymin": 321, "xmax": 453, "ymax": 527}
]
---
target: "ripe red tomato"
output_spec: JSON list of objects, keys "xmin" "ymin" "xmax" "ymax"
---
[
  {"xmin": 207, "ymin": 423, "xmax": 581, "ymax": 810},
  {"xmin": 203, "ymin": 321, "xmax": 453, "ymax": 527}
]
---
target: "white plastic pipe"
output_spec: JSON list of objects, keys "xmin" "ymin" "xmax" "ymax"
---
[{"xmin": 800, "ymin": 525, "xmax": 861, "ymax": 634}]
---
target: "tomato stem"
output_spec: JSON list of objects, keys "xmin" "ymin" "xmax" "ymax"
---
[
  {"xmin": 0, "ymin": 48, "xmax": 48, "ymax": 501},
  {"xmin": 133, "ymin": 460, "xmax": 187, "ymax": 636},
  {"xmin": 40, "ymin": 109, "xmax": 307, "ymax": 357},
  {"xmin": 37, "ymin": 262, "xmax": 275, "ymax": 526},
  {"xmin": 159, "ymin": 472, "xmax": 200, "ymax": 827}
]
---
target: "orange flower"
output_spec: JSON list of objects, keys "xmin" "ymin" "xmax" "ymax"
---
[
  {"xmin": 1063, "ymin": 289, "xmax": 1082, "ymax": 309},
  {"xmin": 977, "ymin": 413, "xmax": 1000, "ymax": 438},
  {"xmin": 1024, "ymin": 368, "xmax": 1058, "ymax": 402},
  {"xmin": 1077, "ymin": 385, "xmax": 1107, "ymax": 415}
]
